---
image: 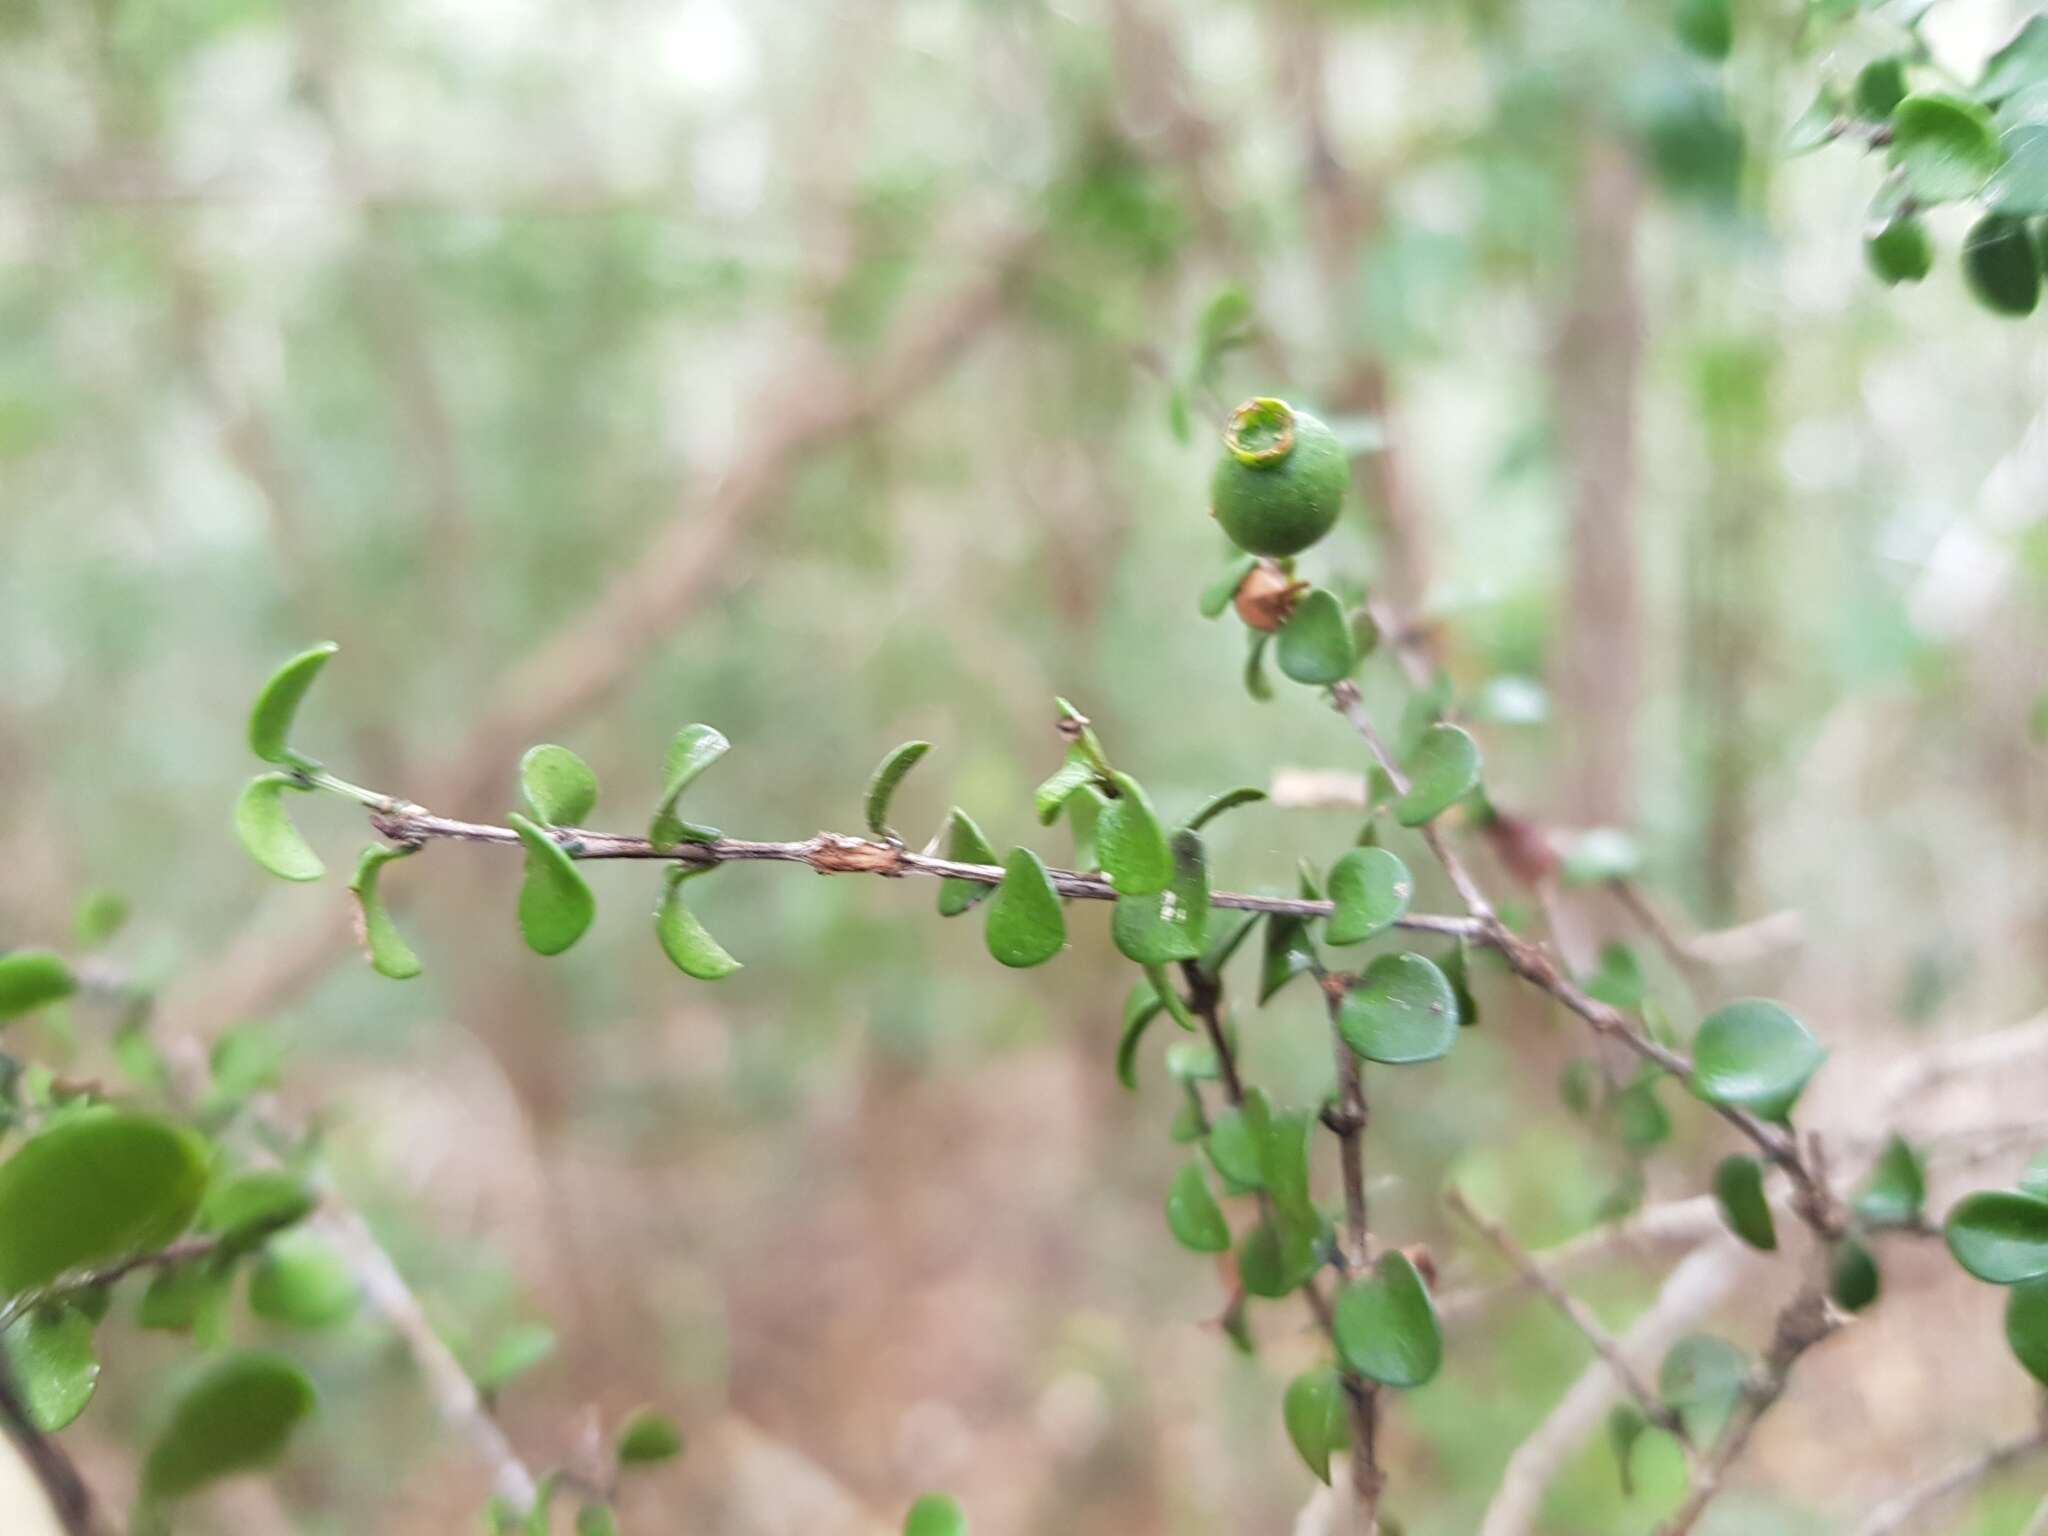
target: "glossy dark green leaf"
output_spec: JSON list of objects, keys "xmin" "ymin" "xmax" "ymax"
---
[
  {"xmin": 1283, "ymin": 1366, "xmax": 1348, "ymax": 1485},
  {"xmin": 519, "ymin": 745, "xmax": 598, "ymax": 827},
  {"xmin": 1978, "ymin": 16, "xmax": 2048, "ymax": 104},
  {"xmin": 937, "ymin": 809, "xmax": 999, "ymax": 918},
  {"xmin": 1333, "ymin": 1252, "xmax": 1442, "ymax": 1388},
  {"xmin": 1200, "ymin": 555, "xmax": 1260, "ymax": 619},
  {"xmin": 1112, "ymin": 830, "xmax": 1209, "ymax": 965},
  {"xmin": 1689, "ymin": 999, "xmax": 1824, "ymax": 1121},
  {"xmin": 247, "ymin": 1233, "xmax": 358, "ymax": 1328},
  {"xmin": 350, "ymin": 846, "xmax": 422, "ymax": 980},
  {"xmin": 1165, "ymin": 1162, "xmax": 1231, "ymax": 1253},
  {"xmin": 141, "ymin": 1350, "xmax": 316, "ymax": 1501},
  {"xmin": 203, "ymin": 1170, "xmax": 315, "ymax": 1247},
  {"xmin": 1888, "ymin": 92, "xmax": 2004, "ymax": 203},
  {"xmin": 1186, "ymin": 785, "xmax": 1267, "ymax": 832},
  {"xmin": 1395, "ymin": 725, "xmax": 1481, "ymax": 827},
  {"xmin": 508, "ymin": 814, "xmax": 596, "ymax": 957},
  {"xmin": 1963, "ymin": 211, "xmax": 2041, "ymax": 315},
  {"xmin": 1830, "ymin": 1239, "xmax": 1880, "ymax": 1313},
  {"xmin": 655, "ymin": 868, "xmax": 741, "ymax": 980},
  {"xmin": 476, "ymin": 1323, "xmax": 556, "ymax": 1391},
  {"xmin": 235, "ymin": 774, "xmax": 325, "ymax": 882},
  {"xmin": 1244, "ymin": 630, "xmax": 1274, "ymax": 701},
  {"xmin": 903, "ymin": 1493, "xmax": 968, "ymax": 1536},
  {"xmin": 1338, "ymin": 954, "xmax": 1457, "ymax": 1066},
  {"xmin": 246, "ymin": 642, "xmax": 337, "ymax": 767},
  {"xmin": 1675, "ymin": 0, "xmax": 1731, "ymax": 60},
  {"xmin": 1658, "ymin": 1334, "xmax": 1746, "ymax": 1437},
  {"xmin": 1033, "ymin": 750, "xmax": 1099, "ymax": 826},
  {"xmin": 1945, "ymin": 1189, "xmax": 2048, "ymax": 1283},
  {"xmin": 1607, "ymin": 1403, "xmax": 1646, "ymax": 1496},
  {"xmin": 0, "ymin": 1112, "xmax": 209, "ymax": 1296},
  {"xmin": 1854, "ymin": 1136, "xmax": 1926, "ymax": 1228},
  {"xmin": 1325, "ymin": 848, "xmax": 1413, "ymax": 946},
  {"xmin": 1098, "ymin": 773, "xmax": 1172, "ymax": 897},
  {"xmin": 1238, "ymin": 1215, "xmax": 1319, "ymax": 1299},
  {"xmin": 0, "ymin": 951, "xmax": 76, "ymax": 1022},
  {"xmin": 1711, "ymin": 1155, "xmax": 1777, "ymax": 1252},
  {"xmin": 649, "ymin": 725, "xmax": 730, "ymax": 851},
  {"xmin": 2, "ymin": 1305, "xmax": 98, "ymax": 1431},
  {"xmin": 863, "ymin": 741, "xmax": 931, "ymax": 838},
  {"xmin": 984, "ymin": 849, "xmax": 1065, "ymax": 968},
  {"xmin": 615, "ymin": 1406, "xmax": 684, "ymax": 1465},
  {"xmin": 1274, "ymin": 587, "xmax": 1355, "ymax": 686},
  {"xmin": 1866, "ymin": 213, "xmax": 1934, "ymax": 285},
  {"xmin": 2005, "ymin": 1277, "xmax": 2048, "ymax": 1385},
  {"xmin": 72, "ymin": 890, "xmax": 128, "ymax": 949}
]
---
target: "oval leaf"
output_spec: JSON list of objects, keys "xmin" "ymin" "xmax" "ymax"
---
[
  {"xmin": 1098, "ymin": 773, "xmax": 1172, "ymax": 897},
  {"xmin": 984, "ymin": 849, "xmax": 1065, "ymax": 968},
  {"xmin": 615, "ymin": 1406, "xmax": 684, "ymax": 1465},
  {"xmin": 1112, "ymin": 829, "xmax": 1210, "ymax": 966},
  {"xmin": 0, "ymin": 1113, "xmax": 210, "ymax": 1296},
  {"xmin": 650, "ymin": 725, "xmax": 730, "ymax": 851},
  {"xmin": 235, "ymin": 774, "xmax": 325, "ymax": 882},
  {"xmin": 904, "ymin": 1493, "xmax": 968, "ymax": 1536},
  {"xmin": 1206, "ymin": 1089, "xmax": 1271, "ymax": 1190},
  {"xmin": 1830, "ymin": 1238, "xmax": 1880, "ymax": 1314},
  {"xmin": 0, "ymin": 951, "xmax": 76, "ymax": 1022},
  {"xmin": 1888, "ymin": 92, "xmax": 2004, "ymax": 203},
  {"xmin": 350, "ymin": 846, "xmax": 422, "ymax": 981},
  {"xmin": 1854, "ymin": 1135, "xmax": 1926, "ymax": 1229},
  {"xmin": 1659, "ymin": 1334, "xmax": 1746, "ymax": 1436},
  {"xmin": 1325, "ymin": 848, "xmax": 1413, "ymax": 945},
  {"xmin": 1165, "ymin": 1162, "xmax": 1231, "ymax": 1253},
  {"xmin": 1945, "ymin": 1189, "xmax": 2048, "ymax": 1284},
  {"xmin": 1333, "ymin": 1251, "xmax": 1442, "ymax": 1388},
  {"xmin": 1337, "ymin": 953, "xmax": 1458, "ymax": 1065},
  {"xmin": 1690, "ymin": 999, "xmax": 1825, "ymax": 1121},
  {"xmin": 2, "ymin": 1305, "xmax": 98, "ymax": 1432},
  {"xmin": 1395, "ymin": 724, "xmax": 1481, "ymax": 827},
  {"xmin": 937, "ymin": 808, "xmax": 999, "ymax": 917},
  {"xmin": 1033, "ymin": 750, "xmax": 1099, "ymax": 826},
  {"xmin": 2005, "ymin": 1277, "xmax": 2048, "ymax": 1386},
  {"xmin": 1283, "ymin": 1366, "xmax": 1348, "ymax": 1485},
  {"xmin": 248, "ymin": 1233, "xmax": 358, "ymax": 1329},
  {"xmin": 203, "ymin": 1170, "xmax": 315, "ymax": 1247},
  {"xmin": 142, "ymin": 1349, "xmax": 316, "ymax": 1501},
  {"xmin": 654, "ymin": 868, "xmax": 741, "ymax": 980},
  {"xmin": 246, "ymin": 642, "xmax": 337, "ymax": 767},
  {"xmin": 508, "ymin": 813, "xmax": 596, "ymax": 957},
  {"xmin": 1711, "ymin": 1154, "xmax": 1777, "ymax": 1252},
  {"xmin": 1200, "ymin": 554, "xmax": 1260, "ymax": 619},
  {"xmin": 519, "ymin": 745, "xmax": 598, "ymax": 827},
  {"xmin": 1275, "ymin": 587, "xmax": 1355, "ymax": 686},
  {"xmin": 1238, "ymin": 1216, "xmax": 1319, "ymax": 1299},
  {"xmin": 864, "ymin": 740, "xmax": 931, "ymax": 838}
]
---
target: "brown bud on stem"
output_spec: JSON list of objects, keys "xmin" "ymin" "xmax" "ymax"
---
[{"xmin": 1233, "ymin": 562, "xmax": 1307, "ymax": 632}]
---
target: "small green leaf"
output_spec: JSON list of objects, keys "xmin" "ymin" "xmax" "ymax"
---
[
  {"xmin": 72, "ymin": 890, "xmax": 129, "ymax": 949},
  {"xmin": 1866, "ymin": 213, "xmax": 1935, "ymax": 286},
  {"xmin": 1283, "ymin": 1366, "xmax": 1348, "ymax": 1485},
  {"xmin": 141, "ymin": 1350, "xmax": 316, "ymax": 1501},
  {"xmin": 1945, "ymin": 1189, "xmax": 2048, "ymax": 1283},
  {"xmin": 246, "ymin": 642, "xmax": 337, "ymax": 767},
  {"xmin": 1689, "ymin": 999, "xmax": 1825, "ymax": 1121},
  {"xmin": 1244, "ymin": 630, "xmax": 1273, "ymax": 701},
  {"xmin": 1977, "ymin": 15, "xmax": 2048, "ymax": 104},
  {"xmin": 2005, "ymin": 1277, "xmax": 2048, "ymax": 1385},
  {"xmin": 577, "ymin": 1506, "xmax": 620, "ymax": 1536},
  {"xmin": 1185, "ymin": 785, "xmax": 1267, "ymax": 832},
  {"xmin": 1165, "ymin": 1162, "xmax": 1231, "ymax": 1253},
  {"xmin": 937, "ymin": 809, "xmax": 999, "ymax": 917},
  {"xmin": 519, "ymin": 745, "xmax": 598, "ymax": 827},
  {"xmin": 1658, "ymin": 1335, "xmax": 1746, "ymax": 1437},
  {"xmin": 615, "ymin": 1406, "xmax": 684, "ymax": 1465},
  {"xmin": 508, "ymin": 814, "xmax": 596, "ymax": 956},
  {"xmin": 1112, "ymin": 830, "xmax": 1210, "ymax": 966},
  {"xmin": 1034, "ymin": 750, "xmax": 1100, "ymax": 826},
  {"xmin": 1854, "ymin": 1135, "xmax": 1926, "ymax": 1228},
  {"xmin": 475, "ymin": 1323, "xmax": 556, "ymax": 1392},
  {"xmin": 649, "ymin": 725, "xmax": 730, "ymax": 851},
  {"xmin": 350, "ymin": 846, "xmax": 422, "ymax": 980},
  {"xmin": 1200, "ymin": 555, "xmax": 1259, "ymax": 619},
  {"xmin": 0, "ymin": 1112, "xmax": 210, "ymax": 1297},
  {"xmin": 248, "ymin": 1233, "xmax": 358, "ymax": 1328},
  {"xmin": 1325, "ymin": 848, "xmax": 1413, "ymax": 945},
  {"xmin": 138, "ymin": 1260, "xmax": 230, "ymax": 1336},
  {"xmin": 1260, "ymin": 909, "xmax": 1318, "ymax": 1004},
  {"xmin": 1963, "ymin": 211, "xmax": 2041, "ymax": 316},
  {"xmin": 1115, "ymin": 981, "xmax": 1167, "ymax": 1091},
  {"xmin": 904, "ymin": 1493, "xmax": 968, "ymax": 1536},
  {"xmin": 2, "ymin": 1305, "xmax": 98, "ymax": 1431},
  {"xmin": 1888, "ymin": 92, "xmax": 2004, "ymax": 203},
  {"xmin": 1098, "ymin": 774, "xmax": 1172, "ymax": 896},
  {"xmin": 1711, "ymin": 1155, "xmax": 1777, "ymax": 1252},
  {"xmin": 1333, "ymin": 1251, "xmax": 1441, "ymax": 1388},
  {"xmin": 203, "ymin": 1170, "xmax": 315, "ymax": 1247},
  {"xmin": 1614, "ymin": 1075, "xmax": 1672, "ymax": 1153},
  {"xmin": 1830, "ymin": 1239, "xmax": 1880, "ymax": 1313},
  {"xmin": 1274, "ymin": 587, "xmax": 1355, "ymax": 686},
  {"xmin": 1238, "ymin": 1215, "xmax": 1318, "ymax": 1298},
  {"xmin": 235, "ymin": 774, "xmax": 325, "ymax": 882},
  {"xmin": 1395, "ymin": 725, "xmax": 1481, "ymax": 827},
  {"xmin": 984, "ymin": 849, "xmax": 1065, "ymax": 968},
  {"xmin": 1607, "ymin": 1403, "xmax": 1646, "ymax": 1495},
  {"xmin": 0, "ymin": 951, "xmax": 76, "ymax": 1022},
  {"xmin": 1856, "ymin": 58, "xmax": 1909, "ymax": 120},
  {"xmin": 863, "ymin": 740, "xmax": 931, "ymax": 838},
  {"xmin": 1675, "ymin": 0, "xmax": 1731, "ymax": 60},
  {"xmin": 655, "ymin": 868, "xmax": 741, "ymax": 980},
  {"xmin": 1206, "ymin": 1090, "xmax": 1270, "ymax": 1190},
  {"xmin": 1261, "ymin": 1109, "xmax": 1315, "ymax": 1226},
  {"xmin": 1337, "ymin": 954, "xmax": 1458, "ymax": 1065}
]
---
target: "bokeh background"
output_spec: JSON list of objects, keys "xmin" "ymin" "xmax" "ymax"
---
[{"xmin": 4, "ymin": 0, "xmax": 2048, "ymax": 1530}]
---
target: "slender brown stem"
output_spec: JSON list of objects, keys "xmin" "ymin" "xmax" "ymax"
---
[{"xmin": 1852, "ymin": 1423, "xmax": 2048, "ymax": 1536}]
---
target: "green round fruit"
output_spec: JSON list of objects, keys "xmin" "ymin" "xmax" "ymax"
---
[
  {"xmin": 1866, "ymin": 214, "xmax": 1933, "ymax": 286},
  {"xmin": 1963, "ymin": 212, "xmax": 2040, "ymax": 317},
  {"xmin": 1210, "ymin": 398, "xmax": 1347, "ymax": 558}
]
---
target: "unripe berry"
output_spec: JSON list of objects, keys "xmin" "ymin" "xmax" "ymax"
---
[{"xmin": 1210, "ymin": 398, "xmax": 1347, "ymax": 558}]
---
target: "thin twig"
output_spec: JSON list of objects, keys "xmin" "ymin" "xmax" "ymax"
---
[
  {"xmin": 0, "ymin": 1236, "xmax": 223, "ymax": 1331},
  {"xmin": 1850, "ymin": 1423, "xmax": 2048, "ymax": 1536}
]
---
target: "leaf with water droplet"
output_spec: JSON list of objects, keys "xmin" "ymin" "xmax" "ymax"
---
[
  {"xmin": 655, "ymin": 867, "xmax": 741, "ymax": 980},
  {"xmin": 508, "ymin": 814, "xmax": 595, "ymax": 956},
  {"xmin": 1112, "ymin": 830, "xmax": 1209, "ymax": 965},
  {"xmin": 520, "ymin": 745, "xmax": 598, "ymax": 827},
  {"xmin": 1274, "ymin": 588, "xmax": 1355, "ymax": 686},
  {"xmin": 247, "ymin": 642, "xmax": 337, "ymax": 768},
  {"xmin": 863, "ymin": 740, "xmax": 931, "ymax": 839},
  {"xmin": 1338, "ymin": 953, "xmax": 1457, "ymax": 1065},
  {"xmin": 1395, "ymin": 724, "xmax": 1481, "ymax": 827},
  {"xmin": 235, "ymin": 775, "xmax": 325, "ymax": 882},
  {"xmin": 0, "ymin": 951, "xmax": 76, "ymax": 1022},
  {"xmin": 937, "ymin": 809, "xmax": 999, "ymax": 917},
  {"xmin": 649, "ymin": 725, "xmax": 730, "ymax": 851},
  {"xmin": 1325, "ymin": 848, "xmax": 1412, "ymax": 945},
  {"xmin": 350, "ymin": 846, "xmax": 422, "ymax": 980},
  {"xmin": 984, "ymin": 849, "xmax": 1064, "ymax": 968}
]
